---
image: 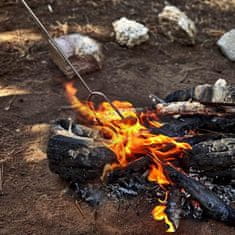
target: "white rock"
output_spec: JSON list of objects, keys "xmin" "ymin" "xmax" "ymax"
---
[
  {"xmin": 112, "ymin": 17, "xmax": 149, "ymax": 47},
  {"xmin": 158, "ymin": 6, "xmax": 197, "ymax": 45},
  {"xmin": 217, "ymin": 29, "xmax": 235, "ymax": 61},
  {"xmin": 54, "ymin": 33, "xmax": 103, "ymax": 64},
  {"xmin": 54, "ymin": 36, "xmax": 74, "ymax": 57},
  {"xmin": 51, "ymin": 33, "xmax": 103, "ymax": 78}
]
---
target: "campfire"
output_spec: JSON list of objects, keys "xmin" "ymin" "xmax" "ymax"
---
[{"xmin": 47, "ymin": 79, "xmax": 235, "ymax": 232}]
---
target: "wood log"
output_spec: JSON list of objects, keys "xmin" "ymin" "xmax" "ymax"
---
[
  {"xmin": 188, "ymin": 138, "xmax": 235, "ymax": 171},
  {"xmin": 151, "ymin": 116, "xmax": 235, "ymax": 147},
  {"xmin": 202, "ymin": 117, "xmax": 235, "ymax": 133},
  {"xmin": 106, "ymin": 156, "xmax": 150, "ymax": 183},
  {"xmin": 150, "ymin": 116, "xmax": 206, "ymax": 137},
  {"xmin": 47, "ymin": 135, "xmax": 116, "ymax": 183},
  {"xmin": 165, "ymin": 79, "xmax": 235, "ymax": 105},
  {"xmin": 165, "ymin": 165, "xmax": 235, "ymax": 225},
  {"xmin": 156, "ymin": 101, "xmax": 235, "ymax": 117}
]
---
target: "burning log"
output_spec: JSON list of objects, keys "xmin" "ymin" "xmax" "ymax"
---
[
  {"xmin": 150, "ymin": 116, "xmax": 208, "ymax": 137},
  {"xmin": 47, "ymin": 134, "xmax": 116, "ymax": 183},
  {"xmin": 106, "ymin": 156, "xmax": 150, "ymax": 183},
  {"xmin": 166, "ymin": 165, "xmax": 235, "ymax": 225},
  {"xmin": 155, "ymin": 101, "xmax": 235, "ymax": 117}
]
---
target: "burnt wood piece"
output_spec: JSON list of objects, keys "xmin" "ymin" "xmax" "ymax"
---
[
  {"xmin": 165, "ymin": 88, "xmax": 194, "ymax": 103},
  {"xmin": 189, "ymin": 138, "xmax": 235, "ymax": 171},
  {"xmin": 165, "ymin": 82, "xmax": 235, "ymax": 105},
  {"xmin": 150, "ymin": 116, "xmax": 206, "ymax": 137},
  {"xmin": 166, "ymin": 165, "xmax": 235, "ymax": 225},
  {"xmin": 166, "ymin": 188, "xmax": 184, "ymax": 230},
  {"xmin": 107, "ymin": 156, "xmax": 150, "ymax": 183},
  {"xmin": 47, "ymin": 135, "xmax": 116, "ymax": 183},
  {"xmin": 203, "ymin": 117, "xmax": 235, "ymax": 133},
  {"xmin": 155, "ymin": 102, "xmax": 235, "ymax": 117}
]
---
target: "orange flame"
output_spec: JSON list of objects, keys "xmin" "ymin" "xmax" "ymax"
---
[{"xmin": 64, "ymin": 82, "xmax": 191, "ymax": 232}]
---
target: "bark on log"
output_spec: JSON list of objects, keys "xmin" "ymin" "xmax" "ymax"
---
[
  {"xmin": 166, "ymin": 165, "xmax": 235, "ymax": 225},
  {"xmin": 203, "ymin": 117, "xmax": 235, "ymax": 133},
  {"xmin": 106, "ymin": 156, "xmax": 150, "ymax": 183},
  {"xmin": 47, "ymin": 135, "xmax": 116, "ymax": 183},
  {"xmin": 189, "ymin": 138, "xmax": 235, "ymax": 170},
  {"xmin": 150, "ymin": 116, "xmax": 204, "ymax": 137},
  {"xmin": 151, "ymin": 116, "xmax": 235, "ymax": 145},
  {"xmin": 156, "ymin": 102, "xmax": 235, "ymax": 117}
]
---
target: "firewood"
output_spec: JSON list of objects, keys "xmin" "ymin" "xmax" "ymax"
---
[
  {"xmin": 150, "ymin": 116, "xmax": 206, "ymax": 137},
  {"xmin": 47, "ymin": 135, "xmax": 116, "ymax": 183},
  {"xmin": 165, "ymin": 165, "xmax": 235, "ymax": 225},
  {"xmin": 189, "ymin": 138, "xmax": 235, "ymax": 171},
  {"xmin": 155, "ymin": 101, "xmax": 235, "ymax": 117},
  {"xmin": 106, "ymin": 156, "xmax": 150, "ymax": 183},
  {"xmin": 165, "ymin": 79, "xmax": 235, "ymax": 105}
]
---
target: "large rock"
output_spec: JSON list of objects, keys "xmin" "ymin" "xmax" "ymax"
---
[
  {"xmin": 50, "ymin": 33, "xmax": 103, "ymax": 78},
  {"xmin": 112, "ymin": 17, "xmax": 149, "ymax": 47},
  {"xmin": 217, "ymin": 29, "xmax": 235, "ymax": 61},
  {"xmin": 158, "ymin": 5, "xmax": 197, "ymax": 45}
]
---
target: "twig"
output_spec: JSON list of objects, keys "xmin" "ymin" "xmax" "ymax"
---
[
  {"xmin": 74, "ymin": 200, "xmax": 85, "ymax": 218},
  {"xmin": 4, "ymin": 95, "xmax": 16, "ymax": 111},
  {"xmin": 0, "ymin": 163, "xmax": 3, "ymax": 195}
]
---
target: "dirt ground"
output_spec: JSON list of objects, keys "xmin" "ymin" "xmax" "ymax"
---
[{"xmin": 0, "ymin": 0, "xmax": 235, "ymax": 234}]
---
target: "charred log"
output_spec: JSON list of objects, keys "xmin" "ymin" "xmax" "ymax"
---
[
  {"xmin": 165, "ymin": 87, "xmax": 193, "ymax": 103},
  {"xmin": 47, "ymin": 135, "xmax": 116, "ymax": 183},
  {"xmin": 203, "ymin": 117, "xmax": 235, "ymax": 133},
  {"xmin": 107, "ymin": 156, "xmax": 150, "ymax": 183},
  {"xmin": 166, "ymin": 165, "xmax": 235, "ymax": 225},
  {"xmin": 150, "ymin": 116, "xmax": 205, "ymax": 137},
  {"xmin": 188, "ymin": 138, "xmax": 235, "ymax": 171},
  {"xmin": 165, "ymin": 80, "xmax": 235, "ymax": 105}
]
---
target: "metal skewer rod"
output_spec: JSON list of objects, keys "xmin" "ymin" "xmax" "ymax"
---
[{"xmin": 21, "ymin": 0, "xmax": 124, "ymax": 120}]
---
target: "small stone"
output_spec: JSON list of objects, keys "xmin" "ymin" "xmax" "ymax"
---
[
  {"xmin": 48, "ymin": 4, "xmax": 53, "ymax": 13},
  {"xmin": 217, "ymin": 29, "xmax": 235, "ymax": 61},
  {"xmin": 158, "ymin": 5, "xmax": 197, "ymax": 45},
  {"xmin": 112, "ymin": 17, "xmax": 149, "ymax": 47}
]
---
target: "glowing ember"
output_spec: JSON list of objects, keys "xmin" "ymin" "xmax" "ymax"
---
[{"xmin": 65, "ymin": 81, "xmax": 191, "ymax": 232}]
